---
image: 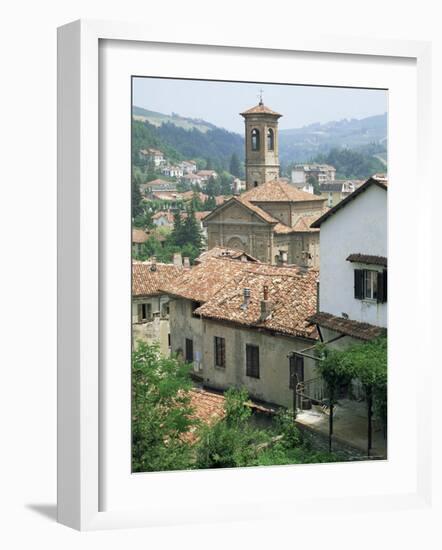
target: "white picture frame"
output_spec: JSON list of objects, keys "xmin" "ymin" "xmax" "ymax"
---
[{"xmin": 57, "ymin": 19, "xmax": 432, "ymax": 531}]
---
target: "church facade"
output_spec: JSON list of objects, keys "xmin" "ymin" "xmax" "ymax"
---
[{"xmin": 203, "ymin": 100, "xmax": 328, "ymax": 267}]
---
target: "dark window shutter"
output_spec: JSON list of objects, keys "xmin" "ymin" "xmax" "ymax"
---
[
  {"xmin": 377, "ymin": 270, "xmax": 387, "ymax": 303},
  {"xmin": 354, "ymin": 269, "xmax": 364, "ymax": 299}
]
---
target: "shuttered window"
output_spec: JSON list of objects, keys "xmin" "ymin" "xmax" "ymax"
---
[
  {"xmin": 214, "ymin": 336, "xmax": 226, "ymax": 368},
  {"xmin": 354, "ymin": 269, "xmax": 387, "ymax": 303},
  {"xmin": 289, "ymin": 355, "xmax": 304, "ymax": 389},
  {"xmin": 246, "ymin": 344, "xmax": 260, "ymax": 378}
]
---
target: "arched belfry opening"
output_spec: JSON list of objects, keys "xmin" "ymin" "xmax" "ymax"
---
[
  {"xmin": 267, "ymin": 128, "xmax": 274, "ymax": 151},
  {"xmin": 251, "ymin": 128, "xmax": 260, "ymax": 151}
]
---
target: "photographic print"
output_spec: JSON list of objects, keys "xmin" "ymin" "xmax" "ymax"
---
[{"xmin": 131, "ymin": 77, "xmax": 387, "ymax": 473}]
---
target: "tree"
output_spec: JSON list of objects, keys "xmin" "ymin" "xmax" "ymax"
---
[
  {"xmin": 205, "ymin": 176, "xmax": 221, "ymax": 196},
  {"xmin": 205, "ymin": 195, "xmax": 217, "ymax": 210},
  {"xmin": 132, "ymin": 342, "xmax": 196, "ymax": 472},
  {"xmin": 229, "ymin": 152, "xmax": 241, "ymax": 177},
  {"xmin": 131, "ymin": 173, "xmax": 143, "ymax": 219},
  {"xmin": 182, "ymin": 206, "xmax": 203, "ymax": 251},
  {"xmin": 307, "ymin": 174, "xmax": 321, "ymax": 195},
  {"xmin": 171, "ymin": 210, "xmax": 185, "ymax": 246},
  {"xmin": 190, "ymin": 190, "xmax": 204, "ymax": 212}
]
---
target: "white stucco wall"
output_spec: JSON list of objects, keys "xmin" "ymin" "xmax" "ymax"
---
[{"xmin": 319, "ymin": 183, "xmax": 387, "ymax": 327}]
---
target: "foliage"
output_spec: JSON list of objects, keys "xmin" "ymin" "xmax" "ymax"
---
[
  {"xmin": 132, "ymin": 342, "xmax": 196, "ymax": 472},
  {"xmin": 224, "ymin": 387, "xmax": 251, "ymax": 426},
  {"xmin": 311, "ymin": 148, "xmax": 386, "ymax": 179},
  {"xmin": 316, "ymin": 336, "xmax": 387, "ymax": 425},
  {"xmin": 131, "ymin": 173, "xmax": 144, "ymax": 219},
  {"xmin": 229, "ymin": 152, "xmax": 242, "ymax": 177},
  {"xmin": 307, "ymin": 174, "xmax": 321, "ymax": 195}
]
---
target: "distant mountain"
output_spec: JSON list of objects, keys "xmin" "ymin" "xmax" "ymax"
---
[{"xmin": 279, "ymin": 113, "xmax": 387, "ymax": 164}]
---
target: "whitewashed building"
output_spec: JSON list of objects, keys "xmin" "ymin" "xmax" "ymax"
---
[{"xmin": 309, "ymin": 176, "xmax": 387, "ymax": 340}]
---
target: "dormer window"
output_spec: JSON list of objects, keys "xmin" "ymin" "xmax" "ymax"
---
[
  {"xmin": 267, "ymin": 128, "xmax": 274, "ymax": 151},
  {"xmin": 251, "ymin": 128, "xmax": 260, "ymax": 151}
]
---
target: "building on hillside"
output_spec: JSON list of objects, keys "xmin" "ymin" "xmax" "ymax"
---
[
  {"xmin": 232, "ymin": 178, "xmax": 246, "ymax": 195},
  {"xmin": 196, "ymin": 170, "xmax": 218, "ymax": 182},
  {"xmin": 152, "ymin": 210, "xmax": 174, "ymax": 228},
  {"xmin": 309, "ymin": 176, "xmax": 388, "ymax": 340},
  {"xmin": 161, "ymin": 257, "xmax": 319, "ymax": 408},
  {"xmin": 132, "ymin": 228, "xmax": 150, "ymax": 256},
  {"xmin": 291, "ymin": 164, "xmax": 336, "ymax": 186},
  {"xmin": 318, "ymin": 180, "xmax": 357, "ymax": 207},
  {"xmin": 139, "ymin": 148, "xmax": 165, "ymax": 167},
  {"xmin": 179, "ymin": 160, "xmax": 198, "ymax": 174},
  {"xmin": 195, "ymin": 246, "xmax": 259, "ymax": 264},
  {"xmin": 162, "ymin": 165, "xmax": 184, "ymax": 178},
  {"xmin": 203, "ymin": 179, "xmax": 327, "ymax": 267},
  {"xmin": 140, "ymin": 178, "xmax": 177, "ymax": 194},
  {"xmin": 182, "ymin": 173, "xmax": 204, "ymax": 186},
  {"xmin": 132, "ymin": 260, "xmax": 184, "ymax": 355}
]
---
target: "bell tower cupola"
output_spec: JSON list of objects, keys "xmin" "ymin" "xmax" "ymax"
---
[{"xmin": 240, "ymin": 94, "xmax": 282, "ymax": 190}]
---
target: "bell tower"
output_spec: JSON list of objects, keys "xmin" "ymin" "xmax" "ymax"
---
[{"xmin": 240, "ymin": 94, "xmax": 282, "ymax": 190}]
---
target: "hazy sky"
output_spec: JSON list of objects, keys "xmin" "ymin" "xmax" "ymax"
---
[{"xmin": 132, "ymin": 77, "xmax": 387, "ymax": 134}]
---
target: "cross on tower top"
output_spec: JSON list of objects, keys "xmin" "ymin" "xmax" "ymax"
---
[{"xmin": 258, "ymin": 89, "xmax": 264, "ymax": 105}]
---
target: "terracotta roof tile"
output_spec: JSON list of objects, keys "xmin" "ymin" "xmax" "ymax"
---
[
  {"xmin": 241, "ymin": 180, "xmax": 326, "ymax": 203},
  {"xmin": 132, "ymin": 261, "xmax": 183, "ymax": 297},
  {"xmin": 162, "ymin": 257, "xmax": 318, "ymax": 339},
  {"xmin": 132, "ymin": 228, "xmax": 150, "ymax": 244},
  {"xmin": 308, "ymin": 312, "xmax": 386, "ymax": 341},
  {"xmin": 195, "ymin": 246, "xmax": 259, "ymax": 263},
  {"xmin": 240, "ymin": 102, "xmax": 282, "ymax": 117}
]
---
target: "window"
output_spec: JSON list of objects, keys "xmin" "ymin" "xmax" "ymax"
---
[
  {"xmin": 185, "ymin": 338, "xmax": 194, "ymax": 362},
  {"xmin": 253, "ymin": 181, "xmax": 258, "ymax": 187},
  {"xmin": 354, "ymin": 269, "xmax": 387, "ymax": 303},
  {"xmin": 214, "ymin": 336, "xmax": 226, "ymax": 368},
  {"xmin": 251, "ymin": 128, "xmax": 260, "ymax": 151},
  {"xmin": 289, "ymin": 354, "xmax": 304, "ymax": 389},
  {"xmin": 246, "ymin": 344, "xmax": 260, "ymax": 378},
  {"xmin": 138, "ymin": 302, "xmax": 152, "ymax": 322},
  {"xmin": 267, "ymin": 128, "xmax": 274, "ymax": 150}
]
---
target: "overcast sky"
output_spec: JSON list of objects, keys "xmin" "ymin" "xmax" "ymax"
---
[{"xmin": 132, "ymin": 77, "xmax": 387, "ymax": 134}]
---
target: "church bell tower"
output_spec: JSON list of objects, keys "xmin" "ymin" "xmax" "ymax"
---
[{"xmin": 240, "ymin": 95, "xmax": 282, "ymax": 190}]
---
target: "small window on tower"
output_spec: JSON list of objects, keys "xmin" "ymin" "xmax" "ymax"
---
[
  {"xmin": 267, "ymin": 128, "xmax": 274, "ymax": 151},
  {"xmin": 251, "ymin": 128, "xmax": 260, "ymax": 151}
]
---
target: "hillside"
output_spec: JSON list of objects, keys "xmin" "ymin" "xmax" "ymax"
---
[
  {"xmin": 279, "ymin": 113, "xmax": 387, "ymax": 164},
  {"xmin": 132, "ymin": 106, "xmax": 387, "ymax": 177}
]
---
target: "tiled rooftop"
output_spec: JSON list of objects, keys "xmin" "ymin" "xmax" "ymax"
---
[
  {"xmin": 161, "ymin": 257, "xmax": 319, "ymax": 339},
  {"xmin": 132, "ymin": 261, "xmax": 184, "ymax": 297},
  {"xmin": 241, "ymin": 179, "xmax": 326, "ymax": 203},
  {"xmin": 308, "ymin": 312, "xmax": 386, "ymax": 341}
]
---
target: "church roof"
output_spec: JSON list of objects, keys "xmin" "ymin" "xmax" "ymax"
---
[
  {"xmin": 241, "ymin": 179, "xmax": 327, "ymax": 203},
  {"xmin": 240, "ymin": 102, "xmax": 282, "ymax": 118},
  {"xmin": 203, "ymin": 196, "xmax": 279, "ymax": 225}
]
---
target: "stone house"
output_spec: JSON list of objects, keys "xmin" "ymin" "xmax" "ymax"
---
[
  {"xmin": 203, "ymin": 179, "xmax": 327, "ymax": 267},
  {"xmin": 161, "ymin": 256, "xmax": 319, "ymax": 409},
  {"xmin": 140, "ymin": 178, "xmax": 177, "ymax": 195},
  {"xmin": 132, "ymin": 260, "xmax": 184, "ymax": 355}
]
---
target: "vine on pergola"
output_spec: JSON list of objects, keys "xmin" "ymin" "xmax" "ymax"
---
[{"xmin": 315, "ymin": 335, "xmax": 387, "ymax": 454}]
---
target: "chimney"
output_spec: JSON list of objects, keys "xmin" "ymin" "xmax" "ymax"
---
[
  {"xmin": 240, "ymin": 254, "xmax": 248, "ymax": 263},
  {"xmin": 173, "ymin": 252, "xmax": 183, "ymax": 267},
  {"xmin": 183, "ymin": 256, "xmax": 191, "ymax": 268},
  {"xmin": 150, "ymin": 256, "xmax": 157, "ymax": 272},
  {"xmin": 280, "ymin": 251, "xmax": 288, "ymax": 266},
  {"xmin": 241, "ymin": 288, "xmax": 251, "ymax": 310},
  {"xmin": 299, "ymin": 250, "xmax": 311, "ymax": 272},
  {"xmin": 260, "ymin": 285, "xmax": 273, "ymax": 321}
]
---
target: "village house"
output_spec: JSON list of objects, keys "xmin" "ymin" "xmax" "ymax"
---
[
  {"xmin": 232, "ymin": 177, "xmax": 246, "ymax": 195},
  {"xmin": 203, "ymin": 100, "xmax": 328, "ymax": 268},
  {"xmin": 152, "ymin": 210, "xmax": 174, "ymax": 228},
  {"xmin": 318, "ymin": 180, "xmax": 357, "ymax": 208},
  {"xmin": 309, "ymin": 176, "xmax": 387, "ymax": 343},
  {"xmin": 132, "ymin": 228, "xmax": 150, "ymax": 256},
  {"xmin": 162, "ymin": 165, "xmax": 184, "ymax": 178},
  {"xmin": 196, "ymin": 169, "xmax": 218, "ymax": 183},
  {"xmin": 161, "ymin": 256, "xmax": 319, "ymax": 409},
  {"xmin": 140, "ymin": 178, "xmax": 177, "ymax": 195},
  {"xmin": 291, "ymin": 163, "xmax": 336, "ymax": 186},
  {"xmin": 181, "ymin": 173, "xmax": 204, "ymax": 187},
  {"xmin": 138, "ymin": 148, "xmax": 165, "ymax": 168},
  {"xmin": 179, "ymin": 160, "xmax": 198, "ymax": 174},
  {"xmin": 132, "ymin": 260, "xmax": 184, "ymax": 355}
]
